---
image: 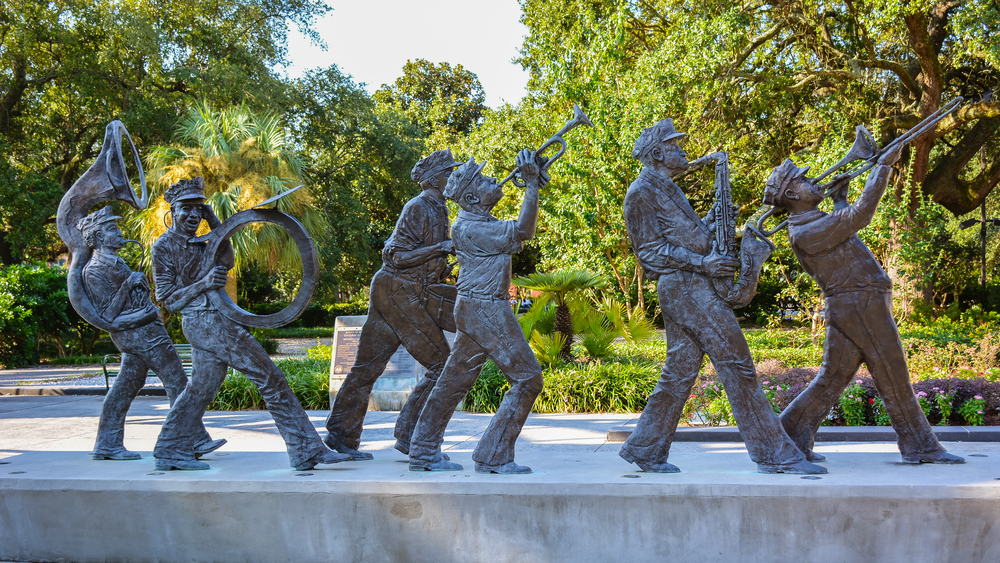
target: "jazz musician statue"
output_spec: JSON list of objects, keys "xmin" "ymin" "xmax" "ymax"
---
[
  {"xmin": 78, "ymin": 206, "xmax": 224, "ymax": 461},
  {"xmin": 620, "ymin": 118, "xmax": 825, "ymax": 474},
  {"xmin": 324, "ymin": 149, "xmax": 461, "ymax": 460},
  {"xmin": 765, "ymin": 145, "xmax": 964, "ymax": 465},
  {"xmin": 408, "ymin": 150, "xmax": 549, "ymax": 474},
  {"xmin": 150, "ymin": 178, "xmax": 351, "ymax": 471}
]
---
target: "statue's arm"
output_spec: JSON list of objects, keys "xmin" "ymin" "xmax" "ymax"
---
[
  {"xmin": 625, "ymin": 192, "xmax": 708, "ymax": 275},
  {"xmin": 386, "ymin": 204, "xmax": 452, "ymax": 268},
  {"xmin": 515, "ymin": 149, "xmax": 548, "ymax": 242},
  {"xmin": 796, "ymin": 165, "xmax": 893, "ymax": 255},
  {"xmin": 152, "ymin": 244, "xmax": 210, "ymax": 314},
  {"xmin": 203, "ymin": 205, "xmax": 235, "ymax": 269}
]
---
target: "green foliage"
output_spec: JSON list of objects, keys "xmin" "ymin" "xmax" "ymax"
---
[
  {"xmin": 208, "ymin": 358, "xmax": 330, "ymax": 411},
  {"xmin": 0, "ymin": 263, "xmax": 98, "ymax": 367},
  {"xmin": 262, "ymin": 328, "xmax": 334, "ymax": 339},
  {"xmin": 959, "ymin": 395, "xmax": 986, "ymax": 426},
  {"xmin": 373, "ymin": 59, "xmax": 486, "ymax": 146},
  {"xmin": 529, "ymin": 331, "xmax": 566, "ymax": 369},
  {"xmin": 0, "ymin": 0, "xmax": 330, "ymax": 263},
  {"xmin": 872, "ymin": 398, "xmax": 892, "ymax": 427},
  {"xmin": 839, "ymin": 382, "xmax": 868, "ymax": 427},
  {"xmin": 935, "ymin": 390, "xmax": 955, "ymax": 426}
]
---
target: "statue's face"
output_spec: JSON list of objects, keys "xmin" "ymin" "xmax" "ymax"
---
[
  {"xmin": 657, "ymin": 139, "xmax": 689, "ymax": 173},
  {"xmin": 476, "ymin": 174, "xmax": 503, "ymax": 209},
  {"xmin": 173, "ymin": 200, "xmax": 205, "ymax": 235},
  {"xmin": 426, "ymin": 167, "xmax": 454, "ymax": 191},
  {"xmin": 98, "ymin": 222, "xmax": 125, "ymax": 251}
]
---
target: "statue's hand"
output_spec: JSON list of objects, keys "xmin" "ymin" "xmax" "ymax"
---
[
  {"xmin": 516, "ymin": 149, "xmax": 543, "ymax": 186},
  {"xmin": 202, "ymin": 265, "xmax": 229, "ymax": 291},
  {"xmin": 702, "ymin": 244, "xmax": 739, "ymax": 278},
  {"xmin": 878, "ymin": 143, "xmax": 904, "ymax": 166},
  {"xmin": 440, "ymin": 240, "xmax": 454, "ymax": 255}
]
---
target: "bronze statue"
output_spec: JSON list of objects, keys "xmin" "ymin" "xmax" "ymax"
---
[
  {"xmin": 765, "ymin": 146, "xmax": 964, "ymax": 465},
  {"xmin": 55, "ymin": 122, "xmax": 222, "ymax": 462},
  {"xmin": 324, "ymin": 150, "xmax": 461, "ymax": 460},
  {"xmin": 620, "ymin": 118, "xmax": 824, "ymax": 474},
  {"xmin": 408, "ymin": 151, "xmax": 550, "ymax": 474},
  {"xmin": 150, "ymin": 178, "xmax": 351, "ymax": 471}
]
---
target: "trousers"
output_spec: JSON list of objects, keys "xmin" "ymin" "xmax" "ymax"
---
[
  {"xmin": 780, "ymin": 291, "xmax": 943, "ymax": 457},
  {"xmin": 153, "ymin": 310, "xmax": 325, "ymax": 467},
  {"xmin": 410, "ymin": 296, "xmax": 543, "ymax": 466},
  {"xmin": 325, "ymin": 272, "xmax": 451, "ymax": 450},
  {"xmin": 95, "ymin": 323, "xmax": 210, "ymax": 455},
  {"xmin": 622, "ymin": 271, "xmax": 804, "ymax": 466}
]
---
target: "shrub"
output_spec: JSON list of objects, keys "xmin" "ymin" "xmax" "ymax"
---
[{"xmin": 207, "ymin": 358, "xmax": 330, "ymax": 411}]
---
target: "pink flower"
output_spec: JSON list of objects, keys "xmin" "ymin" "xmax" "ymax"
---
[
  {"xmin": 975, "ymin": 395, "xmax": 983, "ymax": 400},
  {"xmin": 763, "ymin": 381, "xmax": 770, "ymax": 386},
  {"xmin": 855, "ymin": 380, "xmax": 862, "ymax": 384},
  {"xmin": 848, "ymin": 395, "xmax": 854, "ymax": 399}
]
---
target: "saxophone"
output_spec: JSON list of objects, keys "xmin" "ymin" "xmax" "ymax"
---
[{"xmin": 688, "ymin": 152, "xmax": 773, "ymax": 308}]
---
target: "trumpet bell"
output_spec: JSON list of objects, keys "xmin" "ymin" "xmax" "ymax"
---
[
  {"xmin": 814, "ymin": 125, "xmax": 879, "ymax": 182},
  {"xmin": 572, "ymin": 104, "xmax": 594, "ymax": 129}
]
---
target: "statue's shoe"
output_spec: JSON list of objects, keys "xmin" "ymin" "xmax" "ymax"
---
[
  {"xmin": 474, "ymin": 461, "xmax": 532, "ymax": 474},
  {"xmin": 409, "ymin": 455, "xmax": 463, "ymax": 472},
  {"xmin": 902, "ymin": 451, "xmax": 965, "ymax": 464},
  {"xmin": 324, "ymin": 435, "xmax": 374, "ymax": 461},
  {"xmin": 619, "ymin": 447, "xmax": 680, "ymax": 473},
  {"xmin": 396, "ymin": 440, "xmax": 448, "ymax": 460},
  {"xmin": 294, "ymin": 449, "xmax": 353, "ymax": 471},
  {"xmin": 193, "ymin": 438, "xmax": 228, "ymax": 458},
  {"xmin": 806, "ymin": 450, "xmax": 826, "ymax": 462},
  {"xmin": 155, "ymin": 458, "xmax": 210, "ymax": 471},
  {"xmin": 757, "ymin": 459, "xmax": 827, "ymax": 474},
  {"xmin": 92, "ymin": 448, "xmax": 141, "ymax": 461}
]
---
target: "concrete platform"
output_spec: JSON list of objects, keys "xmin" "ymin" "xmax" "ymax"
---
[
  {"xmin": 2, "ymin": 396, "xmax": 1000, "ymax": 562},
  {"xmin": 608, "ymin": 424, "xmax": 1000, "ymax": 442}
]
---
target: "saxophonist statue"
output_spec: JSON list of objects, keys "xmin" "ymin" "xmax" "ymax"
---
[{"xmin": 620, "ymin": 118, "xmax": 824, "ymax": 474}]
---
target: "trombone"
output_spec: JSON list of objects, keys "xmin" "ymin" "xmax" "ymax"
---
[
  {"xmin": 757, "ymin": 97, "xmax": 964, "ymax": 236},
  {"xmin": 497, "ymin": 104, "xmax": 593, "ymax": 187}
]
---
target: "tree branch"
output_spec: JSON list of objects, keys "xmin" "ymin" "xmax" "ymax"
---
[{"xmin": 932, "ymin": 101, "xmax": 1000, "ymax": 137}]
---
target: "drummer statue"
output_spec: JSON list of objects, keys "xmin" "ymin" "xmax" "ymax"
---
[{"xmin": 150, "ymin": 178, "xmax": 352, "ymax": 471}]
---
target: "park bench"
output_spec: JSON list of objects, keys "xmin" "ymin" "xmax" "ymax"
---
[{"xmin": 103, "ymin": 344, "xmax": 194, "ymax": 390}]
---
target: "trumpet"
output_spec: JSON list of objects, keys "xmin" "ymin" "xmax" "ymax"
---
[
  {"xmin": 497, "ymin": 104, "xmax": 593, "ymax": 187},
  {"xmin": 756, "ymin": 97, "xmax": 964, "ymax": 236}
]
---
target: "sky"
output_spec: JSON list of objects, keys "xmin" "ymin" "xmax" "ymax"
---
[{"xmin": 281, "ymin": 0, "xmax": 531, "ymax": 108}]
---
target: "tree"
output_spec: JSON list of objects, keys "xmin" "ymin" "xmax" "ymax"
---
[
  {"xmin": 514, "ymin": 269, "xmax": 606, "ymax": 359},
  {"xmin": 135, "ymin": 103, "xmax": 327, "ymax": 294},
  {"xmin": 290, "ymin": 65, "xmax": 426, "ymax": 299},
  {"xmin": 374, "ymin": 59, "xmax": 487, "ymax": 147},
  {"xmin": 0, "ymin": 0, "xmax": 329, "ymax": 264}
]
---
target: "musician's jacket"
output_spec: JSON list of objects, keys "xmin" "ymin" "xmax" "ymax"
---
[
  {"xmin": 152, "ymin": 229, "xmax": 234, "ymax": 316},
  {"xmin": 83, "ymin": 249, "xmax": 170, "ymax": 352},
  {"xmin": 381, "ymin": 190, "xmax": 450, "ymax": 286},
  {"xmin": 787, "ymin": 165, "xmax": 893, "ymax": 297},
  {"xmin": 624, "ymin": 168, "xmax": 715, "ymax": 281}
]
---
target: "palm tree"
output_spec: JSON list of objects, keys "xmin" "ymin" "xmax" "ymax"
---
[
  {"xmin": 513, "ymin": 269, "xmax": 605, "ymax": 359},
  {"xmin": 128, "ymin": 103, "xmax": 327, "ymax": 296}
]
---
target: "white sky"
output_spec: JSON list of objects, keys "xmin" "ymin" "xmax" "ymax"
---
[{"xmin": 281, "ymin": 0, "xmax": 531, "ymax": 108}]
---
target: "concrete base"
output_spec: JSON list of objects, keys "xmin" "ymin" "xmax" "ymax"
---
[{"xmin": 3, "ymin": 448, "xmax": 1000, "ymax": 563}]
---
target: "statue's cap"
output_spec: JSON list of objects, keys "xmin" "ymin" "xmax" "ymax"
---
[
  {"xmin": 631, "ymin": 118, "xmax": 686, "ymax": 160},
  {"xmin": 443, "ymin": 157, "xmax": 488, "ymax": 202},
  {"xmin": 763, "ymin": 159, "xmax": 810, "ymax": 205},
  {"xmin": 164, "ymin": 177, "xmax": 206, "ymax": 204},
  {"xmin": 76, "ymin": 206, "xmax": 121, "ymax": 236},
  {"xmin": 412, "ymin": 149, "xmax": 462, "ymax": 183}
]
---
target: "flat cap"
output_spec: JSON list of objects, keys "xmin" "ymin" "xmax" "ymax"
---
[{"xmin": 631, "ymin": 118, "xmax": 686, "ymax": 160}]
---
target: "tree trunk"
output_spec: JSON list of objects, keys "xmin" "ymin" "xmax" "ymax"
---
[{"xmin": 554, "ymin": 302, "xmax": 573, "ymax": 360}]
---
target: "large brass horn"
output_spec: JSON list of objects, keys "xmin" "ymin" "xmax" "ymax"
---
[
  {"xmin": 497, "ymin": 104, "xmax": 593, "ymax": 188},
  {"xmin": 813, "ymin": 125, "xmax": 879, "ymax": 183},
  {"xmin": 56, "ymin": 121, "xmax": 150, "ymax": 333}
]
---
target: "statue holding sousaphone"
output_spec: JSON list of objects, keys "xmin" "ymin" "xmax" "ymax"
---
[{"xmin": 758, "ymin": 97, "xmax": 965, "ymax": 466}]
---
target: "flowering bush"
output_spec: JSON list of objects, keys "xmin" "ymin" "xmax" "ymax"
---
[
  {"xmin": 958, "ymin": 395, "xmax": 986, "ymax": 426},
  {"xmin": 839, "ymin": 382, "xmax": 868, "ymax": 426}
]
